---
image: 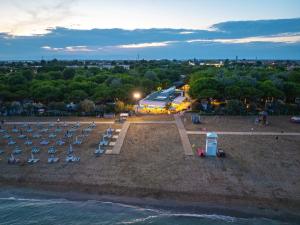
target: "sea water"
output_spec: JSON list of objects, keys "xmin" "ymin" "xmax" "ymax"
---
[{"xmin": 0, "ymin": 188, "xmax": 297, "ymax": 225}]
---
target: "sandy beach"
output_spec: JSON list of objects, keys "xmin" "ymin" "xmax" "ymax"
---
[{"xmin": 0, "ymin": 114, "xmax": 300, "ymax": 219}]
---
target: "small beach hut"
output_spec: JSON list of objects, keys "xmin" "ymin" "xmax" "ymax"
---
[{"xmin": 205, "ymin": 132, "xmax": 218, "ymax": 156}]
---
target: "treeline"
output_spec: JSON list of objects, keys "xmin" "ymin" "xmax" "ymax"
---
[
  {"xmin": 189, "ymin": 65, "xmax": 300, "ymax": 114},
  {"xmin": 0, "ymin": 60, "xmax": 300, "ymax": 115},
  {"xmin": 0, "ymin": 60, "xmax": 193, "ymax": 115}
]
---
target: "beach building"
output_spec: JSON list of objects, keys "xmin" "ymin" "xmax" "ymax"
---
[
  {"xmin": 205, "ymin": 132, "xmax": 218, "ymax": 156},
  {"xmin": 138, "ymin": 85, "xmax": 190, "ymax": 114}
]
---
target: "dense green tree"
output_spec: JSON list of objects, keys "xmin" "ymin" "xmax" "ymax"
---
[{"xmin": 63, "ymin": 68, "xmax": 76, "ymax": 79}]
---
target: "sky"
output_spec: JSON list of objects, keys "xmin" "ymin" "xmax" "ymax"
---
[
  {"xmin": 0, "ymin": 0, "xmax": 299, "ymax": 59},
  {"xmin": 1, "ymin": 0, "xmax": 300, "ymax": 36}
]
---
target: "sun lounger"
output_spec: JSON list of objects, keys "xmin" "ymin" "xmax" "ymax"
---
[
  {"xmin": 40, "ymin": 139, "xmax": 49, "ymax": 145},
  {"xmin": 24, "ymin": 140, "xmax": 33, "ymax": 145},
  {"xmin": 48, "ymin": 154, "xmax": 59, "ymax": 163},
  {"xmin": 3, "ymin": 134, "xmax": 11, "ymax": 139},
  {"xmin": 100, "ymin": 136, "xmax": 109, "ymax": 146},
  {"xmin": 18, "ymin": 134, "xmax": 26, "ymax": 139},
  {"xmin": 55, "ymin": 127, "xmax": 62, "ymax": 132},
  {"xmin": 73, "ymin": 137, "xmax": 82, "ymax": 145},
  {"xmin": 115, "ymin": 129, "xmax": 121, "ymax": 133},
  {"xmin": 27, "ymin": 153, "xmax": 39, "ymax": 164},
  {"xmin": 56, "ymin": 139, "xmax": 65, "ymax": 146},
  {"xmin": 31, "ymin": 146, "xmax": 40, "ymax": 154},
  {"xmin": 95, "ymin": 144, "xmax": 105, "ymax": 157},
  {"xmin": 112, "ymin": 135, "xmax": 119, "ymax": 139},
  {"xmin": 48, "ymin": 146, "xmax": 57, "ymax": 154},
  {"xmin": 83, "ymin": 128, "xmax": 92, "ymax": 133},
  {"xmin": 8, "ymin": 139, "xmax": 16, "ymax": 145},
  {"xmin": 13, "ymin": 146, "xmax": 22, "ymax": 155},
  {"xmin": 32, "ymin": 133, "xmax": 41, "ymax": 138},
  {"xmin": 65, "ymin": 133, "xmax": 73, "ymax": 138},
  {"xmin": 26, "ymin": 127, "xmax": 33, "ymax": 133},
  {"xmin": 49, "ymin": 133, "xmax": 56, "ymax": 138},
  {"xmin": 12, "ymin": 127, "xmax": 19, "ymax": 133},
  {"xmin": 41, "ymin": 128, "xmax": 49, "ymax": 133},
  {"xmin": 65, "ymin": 155, "xmax": 80, "ymax": 162},
  {"xmin": 8, "ymin": 154, "xmax": 20, "ymax": 164}
]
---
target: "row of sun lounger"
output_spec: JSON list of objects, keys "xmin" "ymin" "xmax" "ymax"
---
[{"xmin": 1, "ymin": 121, "xmax": 98, "ymax": 165}]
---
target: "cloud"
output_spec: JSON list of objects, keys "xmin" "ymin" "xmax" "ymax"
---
[
  {"xmin": 179, "ymin": 31, "xmax": 195, "ymax": 35},
  {"xmin": 2, "ymin": 0, "xmax": 77, "ymax": 36},
  {"xmin": 117, "ymin": 41, "xmax": 176, "ymax": 49},
  {"xmin": 187, "ymin": 33, "xmax": 300, "ymax": 44},
  {"xmin": 41, "ymin": 45, "xmax": 95, "ymax": 52}
]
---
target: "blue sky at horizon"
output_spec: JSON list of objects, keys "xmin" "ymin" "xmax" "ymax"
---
[{"xmin": 1, "ymin": 0, "xmax": 300, "ymax": 36}]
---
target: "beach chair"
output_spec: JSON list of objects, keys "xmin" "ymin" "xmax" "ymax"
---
[
  {"xmin": 8, "ymin": 139, "xmax": 16, "ymax": 145},
  {"xmin": 73, "ymin": 136, "xmax": 82, "ymax": 145},
  {"xmin": 32, "ymin": 133, "xmax": 41, "ymax": 139},
  {"xmin": 31, "ymin": 146, "xmax": 40, "ymax": 154},
  {"xmin": 75, "ymin": 122, "xmax": 80, "ymax": 128},
  {"xmin": 55, "ymin": 127, "xmax": 62, "ymax": 133},
  {"xmin": 90, "ymin": 122, "xmax": 96, "ymax": 128},
  {"xmin": 27, "ymin": 153, "xmax": 39, "ymax": 164},
  {"xmin": 106, "ymin": 132, "xmax": 112, "ymax": 139},
  {"xmin": 100, "ymin": 136, "xmax": 109, "ymax": 146},
  {"xmin": 95, "ymin": 144, "xmax": 105, "ymax": 157},
  {"xmin": 56, "ymin": 139, "xmax": 65, "ymax": 146},
  {"xmin": 48, "ymin": 146, "xmax": 57, "ymax": 154},
  {"xmin": 65, "ymin": 154, "xmax": 80, "ymax": 163},
  {"xmin": 65, "ymin": 131, "xmax": 73, "ymax": 138},
  {"xmin": 191, "ymin": 114, "xmax": 201, "ymax": 124},
  {"xmin": 12, "ymin": 126, "xmax": 19, "ymax": 133},
  {"xmin": 40, "ymin": 139, "xmax": 49, "ymax": 145},
  {"xmin": 13, "ymin": 146, "xmax": 22, "ymax": 155},
  {"xmin": 83, "ymin": 128, "xmax": 92, "ymax": 133},
  {"xmin": 26, "ymin": 127, "xmax": 33, "ymax": 133},
  {"xmin": 3, "ymin": 134, "xmax": 11, "ymax": 139},
  {"xmin": 8, "ymin": 154, "xmax": 20, "ymax": 164},
  {"xmin": 24, "ymin": 139, "xmax": 33, "ymax": 145},
  {"xmin": 107, "ymin": 127, "xmax": 114, "ymax": 133},
  {"xmin": 18, "ymin": 134, "xmax": 26, "ymax": 139},
  {"xmin": 41, "ymin": 128, "xmax": 49, "ymax": 133},
  {"xmin": 48, "ymin": 154, "xmax": 59, "ymax": 163},
  {"xmin": 48, "ymin": 133, "xmax": 57, "ymax": 139},
  {"xmin": 67, "ymin": 144, "xmax": 74, "ymax": 154}
]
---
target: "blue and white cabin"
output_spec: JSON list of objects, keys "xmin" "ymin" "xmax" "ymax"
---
[{"xmin": 205, "ymin": 132, "xmax": 218, "ymax": 156}]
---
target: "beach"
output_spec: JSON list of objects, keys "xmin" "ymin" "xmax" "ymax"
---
[{"xmin": 0, "ymin": 114, "xmax": 300, "ymax": 222}]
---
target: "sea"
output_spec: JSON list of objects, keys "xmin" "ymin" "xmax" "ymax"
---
[{"xmin": 0, "ymin": 188, "xmax": 298, "ymax": 225}]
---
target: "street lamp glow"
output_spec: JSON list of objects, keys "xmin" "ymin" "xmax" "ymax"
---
[{"xmin": 133, "ymin": 92, "xmax": 141, "ymax": 100}]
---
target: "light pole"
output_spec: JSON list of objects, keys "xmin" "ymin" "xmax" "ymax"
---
[{"xmin": 133, "ymin": 92, "xmax": 141, "ymax": 114}]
